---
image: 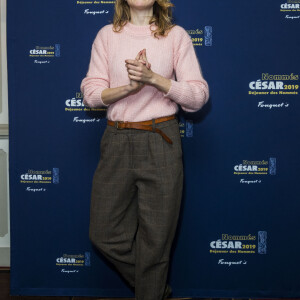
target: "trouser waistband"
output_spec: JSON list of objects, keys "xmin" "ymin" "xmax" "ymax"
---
[{"xmin": 107, "ymin": 115, "xmax": 176, "ymax": 144}]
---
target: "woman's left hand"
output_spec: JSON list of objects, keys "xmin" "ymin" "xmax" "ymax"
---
[{"xmin": 125, "ymin": 49, "xmax": 155, "ymax": 85}]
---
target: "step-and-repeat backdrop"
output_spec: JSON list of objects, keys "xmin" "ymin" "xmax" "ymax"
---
[{"xmin": 7, "ymin": 0, "xmax": 300, "ymax": 297}]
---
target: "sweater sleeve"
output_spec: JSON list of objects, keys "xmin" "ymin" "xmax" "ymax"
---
[
  {"xmin": 80, "ymin": 27, "xmax": 110, "ymax": 108},
  {"xmin": 163, "ymin": 31, "xmax": 209, "ymax": 112}
]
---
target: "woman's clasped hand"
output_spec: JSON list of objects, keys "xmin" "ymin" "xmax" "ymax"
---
[{"xmin": 125, "ymin": 49, "xmax": 154, "ymax": 92}]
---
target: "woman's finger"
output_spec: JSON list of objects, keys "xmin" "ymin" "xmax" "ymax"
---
[
  {"xmin": 126, "ymin": 62, "xmax": 144, "ymax": 71},
  {"xmin": 142, "ymin": 49, "xmax": 147, "ymax": 62},
  {"xmin": 135, "ymin": 50, "xmax": 142, "ymax": 61},
  {"xmin": 142, "ymin": 49, "xmax": 151, "ymax": 70},
  {"xmin": 128, "ymin": 74, "xmax": 141, "ymax": 81},
  {"xmin": 127, "ymin": 50, "xmax": 151, "ymax": 72},
  {"xmin": 141, "ymin": 49, "xmax": 148, "ymax": 66},
  {"xmin": 138, "ymin": 59, "xmax": 147, "ymax": 66},
  {"xmin": 128, "ymin": 68, "xmax": 141, "ymax": 77}
]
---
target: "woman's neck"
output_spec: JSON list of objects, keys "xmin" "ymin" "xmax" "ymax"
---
[{"xmin": 129, "ymin": 7, "xmax": 153, "ymax": 26}]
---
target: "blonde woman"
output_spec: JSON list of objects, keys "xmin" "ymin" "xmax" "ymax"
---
[{"xmin": 80, "ymin": 0, "xmax": 209, "ymax": 299}]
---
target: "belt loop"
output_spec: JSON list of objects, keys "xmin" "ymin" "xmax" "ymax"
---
[{"xmin": 152, "ymin": 118, "xmax": 156, "ymax": 132}]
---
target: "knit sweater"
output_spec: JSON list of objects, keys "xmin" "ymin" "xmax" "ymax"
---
[{"xmin": 80, "ymin": 21, "xmax": 209, "ymax": 122}]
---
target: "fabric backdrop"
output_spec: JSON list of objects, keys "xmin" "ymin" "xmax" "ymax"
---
[{"xmin": 7, "ymin": 0, "xmax": 300, "ymax": 297}]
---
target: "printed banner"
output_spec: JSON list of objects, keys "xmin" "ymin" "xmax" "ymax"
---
[{"xmin": 7, "ymin": 0, "xmax": 300, "ymax": 297}]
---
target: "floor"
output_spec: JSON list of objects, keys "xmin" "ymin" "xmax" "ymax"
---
[{"xmin": 0, "ymin": 268, "xmax": 294, "ymax": 300}]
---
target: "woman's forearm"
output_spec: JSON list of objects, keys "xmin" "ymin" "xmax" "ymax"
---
[
  {"xmin": 101, "ymin": 84, "xmax": 136, "ymax": 106},
  {"xmin": 94, "ymin": 72, "xmax": 171, "ymax": 107}
]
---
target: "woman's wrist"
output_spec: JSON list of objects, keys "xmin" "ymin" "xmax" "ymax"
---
[
  {"xmin": 124, "ymin": 72, "xmax": 172, "ymax": 96},
  {"xmin": 128, "ymin": 80, "xmax": 147, "ymax": 94},
  {"xmin": 126, "ymin": 83, "xmax": 140, "ymax": 94},
  {"xmin": 149, "ymin": 72, "xmax": 171, "ymax": 95}
]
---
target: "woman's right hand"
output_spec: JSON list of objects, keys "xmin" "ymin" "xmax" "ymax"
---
[{"xmin": 127, "ymin": 49, "xmax": 151, "ymax": 93}]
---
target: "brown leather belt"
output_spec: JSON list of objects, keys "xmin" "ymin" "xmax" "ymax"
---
[{"xmin": 107, "ymin": 115, "xmax": 176, "ymax": 144}]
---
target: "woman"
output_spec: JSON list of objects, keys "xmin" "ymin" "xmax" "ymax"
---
[{"xmin": 80, "ymin": 0, "xmax": 209, "ymax": 299}]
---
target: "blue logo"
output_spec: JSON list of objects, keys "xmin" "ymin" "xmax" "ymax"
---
[
  {"xmin": 204, "ymin": 26, "xmax": 212, "ymax": 46},
  {"xmin": 55, "ymin": 44, "xmax": 61, "ymax": 57},
  {"xmin": 258, "ymin": 231, "xmax": 267, "ymax": 254},
  {"xmin": 269, "ymin": 157, "xmax": 276, "ymax": 175},
  {"xmin": 52, "ymin": 168, "xmax": 59, "ymax": 184},
  {"xmin": 186, "ymin": 120, "xmax": 193, "ymax": 137},
  {"xmin": 85, "ymin": 252, "xmax": 91, "ymax": 266}
]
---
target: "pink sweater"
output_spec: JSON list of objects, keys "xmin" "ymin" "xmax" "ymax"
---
[{"xmin": 80, "ymin": 21, "xmax": 209, "ymax": 122}]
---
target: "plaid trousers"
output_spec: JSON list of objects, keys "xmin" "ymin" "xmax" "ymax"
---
[{"xmin": 89, "ymin": 116, "xmax": 184, "ymax": 300}]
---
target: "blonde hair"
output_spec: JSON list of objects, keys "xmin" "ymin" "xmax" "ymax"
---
[{"xmin": 112, "ymin": 0, "xmax": 176, "ymax": 38}]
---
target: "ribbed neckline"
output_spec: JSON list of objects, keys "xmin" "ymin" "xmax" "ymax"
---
[{"xmin": 123, "ymin": 21, "xmax": 157, "ymax": 37}]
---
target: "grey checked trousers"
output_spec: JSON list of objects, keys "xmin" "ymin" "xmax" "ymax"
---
[{"xmin": 89, "ymin": 116, "xmax": 184, "ymax": 300}]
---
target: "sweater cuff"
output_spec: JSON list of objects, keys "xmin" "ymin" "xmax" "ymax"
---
[
  {"xmin": 163, "ymin": 79, "xmax": 183, "ymax": 102},
  {"xmin": 83, "ymin": 87, "xmax": 109, "ymax": 108},
  {"xmin": 98, "ymin": 88, "xmax": 109, "ymax": 107}
]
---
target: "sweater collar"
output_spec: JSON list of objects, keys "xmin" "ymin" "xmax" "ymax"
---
[{"xmin": 123, "ymin": 21, "xmax": 157, "ymax": 37}]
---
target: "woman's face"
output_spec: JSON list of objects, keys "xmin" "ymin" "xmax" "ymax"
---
[{"xmin": 126, "ymin": 0, "xmax": 156, "ymax": 10}]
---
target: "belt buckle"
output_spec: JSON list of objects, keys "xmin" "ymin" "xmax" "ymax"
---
[
  {"xmin": 115, "ymin": 121, "xmax": 128, "ymax": 129},
  {"xmin": 115, "ymin": 121, "xmax": 124, "ymax": 129}
]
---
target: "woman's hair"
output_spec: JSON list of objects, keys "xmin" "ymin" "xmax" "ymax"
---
[{"xmin": 112, "ymin": 0, "xmax": 176, "ymax": 38}]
